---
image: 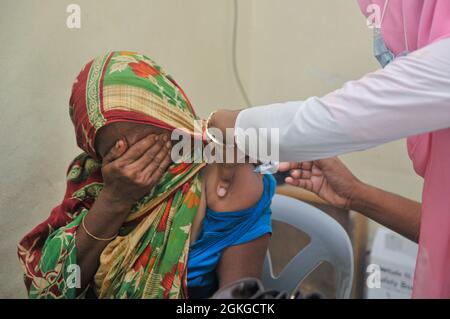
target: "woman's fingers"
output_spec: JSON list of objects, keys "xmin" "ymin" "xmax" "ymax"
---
[
  {"xmin": 127, "ymin": 135, "xmax": 168, "ymax": 171},
  {"xmin": 123, "ymin": 133, "xmax": 172, "ymax": 186},
  {"xmin": 103, "ymin": 139, "xmax": 128, "ymax": 164},
  {"xmin": 100, "ymin": 133, "xmax": 174, "ymax": 206},
  {"xmin": 143, "ymin": 150, "xmax": 173, "ymax": 184},
  {"xmin": 117, "ymin": 134, "xmax": 160, "ymax": 165}
]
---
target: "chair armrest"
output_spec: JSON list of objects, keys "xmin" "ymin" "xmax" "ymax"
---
[{"xmin": 276, "ymin": 184, "xmax": 328, "ymax": 205}]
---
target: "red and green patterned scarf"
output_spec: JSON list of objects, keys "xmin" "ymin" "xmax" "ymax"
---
[{"xmin": 18, "ymin": 51, "xmax": 206, "ymax": 298}]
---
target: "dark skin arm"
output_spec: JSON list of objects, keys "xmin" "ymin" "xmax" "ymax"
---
[
  {"xmin": 350, "ymin": 183, "xmax": 421, "ymax": 242},
  {"xmin": 217, "ymin": 235, "xmax": 270, "ymax": 288},
  {"xmin": 279, "ymin": 158, "xmax": 421, "ymax": 242},
  {"xmin": 202, "ymin": 163, "xmax": 269, "ymax": 288}
]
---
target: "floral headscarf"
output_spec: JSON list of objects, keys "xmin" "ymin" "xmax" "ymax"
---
[{"xmin": 18, "ymin": 51, "xmax": 206, "ymax": 298}]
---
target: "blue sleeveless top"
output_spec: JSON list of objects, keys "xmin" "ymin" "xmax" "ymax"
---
[{"xmin": 186, "ymin": 174, "xmax": 276, "ymax": 298}]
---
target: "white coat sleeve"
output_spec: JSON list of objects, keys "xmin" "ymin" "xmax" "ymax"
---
[{"xmin": 235, "ymin": 38, "xmax": 450, "ymax": 162}]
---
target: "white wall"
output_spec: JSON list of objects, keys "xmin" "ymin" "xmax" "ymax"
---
[{"xmin": 0, "ymin": 0, "xmax": 423, "ymax": 298}]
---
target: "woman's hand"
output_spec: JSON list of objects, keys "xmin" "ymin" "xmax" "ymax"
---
[
  {"xmin": 75, "ymin": 133, "xmax": 172, "ymax": 292},
  {"xmin": 278, "ymin": 158, "xmax": 362, "ymax": 209},
  {"xmin": 100, "ymin": 133, "xmax": 173, "ymax": 209}
]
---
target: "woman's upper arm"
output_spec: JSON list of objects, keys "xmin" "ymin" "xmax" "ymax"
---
[
  {"xmin": 216, "ymin": 234, "xmax": 270, "ymax": 288},
  {"xmin": 205, "ymin": 164, "xmax": 263, "ymax": 213}
]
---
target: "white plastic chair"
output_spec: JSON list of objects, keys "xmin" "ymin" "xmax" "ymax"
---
[{"xmin": 262, "ymin": 194, "xmax": 354, "ymax": 298}]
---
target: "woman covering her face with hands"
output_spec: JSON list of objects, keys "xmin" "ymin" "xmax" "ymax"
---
[{"xmin": 18, "ymin": 51, "xmax": 274, "ymax": 299}]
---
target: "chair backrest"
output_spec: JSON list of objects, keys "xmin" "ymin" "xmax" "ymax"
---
[{"xmin": 262, "ymin": 194, "xmax": 354, "ymax": 299}]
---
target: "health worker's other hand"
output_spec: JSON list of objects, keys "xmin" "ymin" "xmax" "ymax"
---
[{"xmin": 278, "ymin": 158, "xmax": 362, "ymax": 209}]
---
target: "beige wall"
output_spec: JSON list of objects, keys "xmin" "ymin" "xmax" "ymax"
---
[
  {"xmin": 0, "ymin": 0, "xmax": 422, "ymax": 298},
  {"xmin": 0, "ymin": 0, "xmax": 252, "ymax": 298}
]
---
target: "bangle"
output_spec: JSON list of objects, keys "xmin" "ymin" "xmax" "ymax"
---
[
  {"xmin": 205, "ymin": 111, "xmax": 217, "ymax": 130},
  {"xmin": 81, "ymin": 215, "xmax": 117, "ymax": 242},
  {"xmin": 204, "ymin": 111, "xmax": 235, "ymax": 148},
  {"xmin": 204, "ymin": 111, "xmax": 218, "ymax": 142}
]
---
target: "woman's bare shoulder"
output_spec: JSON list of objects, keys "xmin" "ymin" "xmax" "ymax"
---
[{"xmin": 204, "ymin": 164, "xmax": 264, "ymax": 213}]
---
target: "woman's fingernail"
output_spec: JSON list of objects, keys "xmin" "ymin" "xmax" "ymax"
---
[
  {"xmin": 165, "ymin": 141, "xmax": 171, "ymax": 148},
  {"xmin": 116, "ymin": 140, "xmax": 122, "ymax": 149}
]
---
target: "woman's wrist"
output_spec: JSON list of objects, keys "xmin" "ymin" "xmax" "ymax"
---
[
  {"xmin": 78, "ymin": 191, "xmax": 131, "ymax": 243},
  {"xmin": 75, "ymin": 188, "xmax": 133, "ymax": 290},
  {"xmin": 97, "ymin": 188, "xmax": 134, "ymax": 215}
]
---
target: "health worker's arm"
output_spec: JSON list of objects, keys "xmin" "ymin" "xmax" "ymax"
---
[{"xmin": 233, "ymin": 37, "xmax": 450, "ymax": 162}]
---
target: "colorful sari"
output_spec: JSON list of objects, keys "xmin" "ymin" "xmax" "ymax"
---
[{"xmin": 18, "ymin": 51, "xmax": 206, "ymax": 299}]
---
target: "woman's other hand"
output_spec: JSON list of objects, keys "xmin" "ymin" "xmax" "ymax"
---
[
  {"xmin": 75, "ymin": 133, "xmax": 172, "ymax": 291},
  {"xmin": 278, "ymin": 158, "xmax": 362, "ymax": 209},
  {"xmin": 100, "ymin": 133, "xmax": 173, "ymax": 209}
]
